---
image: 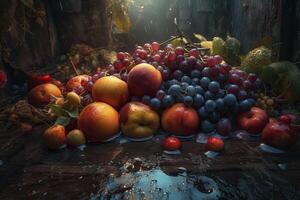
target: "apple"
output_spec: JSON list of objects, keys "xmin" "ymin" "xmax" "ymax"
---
[
  {"xmin": 163, "ymin": 136, "xmax": 182, "ymax": 151},
  {"xmin": 119, "ymin": 102, "xmax": 160, "ymax": 139},
  {"xmin": 162, "ymin": 103, "xmax": 199, "ymax": 136},
  {"xmin": 238, "ymin": 107, "xmax": 269, "ymax": 134},
  {"xmin": 206, "ymin": 137, "xmax": 224, "ymax": 152},
  {"xmin": 78, "ymin": 102, "xmax": 119, "ymax": 142},
  {"xmin": 66, "ymin": 74, "xmax": 90, "ymax": 92},
  {"xmin": 43, "ymin": 124, "xmax": 66, "ymax": 150},
  {"xmin": 28, "ymin": 83, "xmax": 62, "ymax": 106},
  {"xmin": 127, "ymin": 63, "xmax": 162, "ymax": 97},
  {"xmin": 92, "ymin": 76, "xmax": 129, "ymax": 109},
  {"xmin": 66, "ymin": 129, "xmax": 86, "ymax": 146},
  {"xmin": 262, "ymin": 120, "xmax": 297, "ymax": 149}
]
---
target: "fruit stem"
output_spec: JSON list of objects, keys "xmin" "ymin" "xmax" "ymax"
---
[{"xmin": 69, "ymin": 57, "xmax": 79, "ymax": 76}]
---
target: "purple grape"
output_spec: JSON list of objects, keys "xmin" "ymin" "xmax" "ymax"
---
[
  {"xmin": 184, "ymin": 96, "xmax": 193, "ymax": 106},
  {"xmin": 193, "ymin": 94, "xmax": 205, "ymax": 107},
  {"xmin": 201, "ymin": 67, "xmax": 210, "ymax": 77},
  {"xmin": 156, "ymin": 90, "xmax": 166, "ymax": 100},
  {"xmin": 162, "ymin": 95, "xmax": 175, "ymax": 107},
  {"xmin": 150, "ymin": 98, "xmax": 161, "ymax": 110},
  {"xmin": 142, "ymin": 95, "xmax": 151, "ymax": 105},
  {"xmin": 186, "ymin": 86, "xmax": 196, "ymax": 96},
  {"xmin": 200, "ymin": 77, "xmax": 210, "ymax": 88},
  {"xmin": 208, "ymin": 81, "xmax": 220, "ymax": 93},
  {"xmin": 190, "ymin": 70, "xmax": 202, "ymax": 79},
  {"xmin": 172, "ymin": 70, "xmax": 183, "ymax": 80},
  {"xmin": 204, "ymin": 100, "xmax": 216, "ymax": 112},
  {"xmin": 217, "ymin": 118, "xmax": 232, "ymax": 136}
]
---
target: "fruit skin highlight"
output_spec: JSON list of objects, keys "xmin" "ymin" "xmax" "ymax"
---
[
  {"xmin": 92, "ymin": 76, "xmax": 129, "ymax": 109},
  {"xmin": 206, "ymin": 137, "xmax": 224, "ymax": 152},
  {"xmin": 162, "ymin": 103, "xmax": 200, "ymax": 136},
  {"xmin": 43, "ymin": 125, "xmax": 66, "ymax": 150},
  {"xmin": 163, "ymin": 136, "xmax": 182, "ymax": 151},
  {"xmin": 78, "ymin": 102, "xmax": 119, "ymax": 142},
  {"xmin": 119, "ymin": 102, "xmax": 160, "ymax": 139},
  {"xmin": 66, "ymin": 75, "xmax": 90, "ymax": 92},
  {"xmin": 127, "ymin": 63, "xmax": 162, "ymax": 97}
]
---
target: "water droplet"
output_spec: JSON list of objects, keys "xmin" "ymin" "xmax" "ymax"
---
[
  {"xmin": 163, "ymin": 150, "xmax": 181, "ymax": 155},
  {"xmin": 204, "ymin": 151, "xmax": 220, "ymax": 158},
  {"xmin": 77, "ymin": 144, "xmax": 86, "ymax": 151},
  {"xmin": 196, "ymin": 133, "xmax": 209, "ymax": 143},
  {"xmin": 259, "ymin": 143, "xmax": 286, "ymax": 154},
  {"xmin": 78, "ymin": 176, "xmax": 83, "ymax": 180}
]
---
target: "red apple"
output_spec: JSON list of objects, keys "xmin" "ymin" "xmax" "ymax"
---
[
  {"xmin": 206, "ymin": 137, "xmax": 224, "ymax": 152},
  {"xmin": 163, "ymin": 136, "xmax": 182, "ymax": 151},
  {"xmin": 238, "ymin": 107, "xmax": 269, "ymax": 134},
  {"xmin": 262, "ymin": 120, "xmax": 297, "ymax": 149}
]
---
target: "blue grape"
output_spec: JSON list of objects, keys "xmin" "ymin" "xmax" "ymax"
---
[
  {"xmin": 190, "ymin": 69, "xmax": 201, "ymax": 78},
  {"xmin": 180, "ymin": 82, "xmax": 189, "ymax": 90},
  {"xmin": 215, "ymin": 98, "xmax": 225, "ymax": 111},
  {"xmin": 173, "ymin": 70, "xmax": 183, "ymax": 80},
  {"xmin": 224, "ymin": 94, "xmax": 238, "ymax": 106},
  {"xmin": 204, "ymin": 91, "xmax": 214, "ymax": 100},
  {"xmin": 239, "ymin": 99, "xmax": 252, "ymax": 112},
  {"xmin": 191, "ymin": 78, "xmax": 200, "ymax": 85},
  {"xmin": 168, "ymin": 84, "xmax": 181, "ymax": 96},
  {"xmin": 247, "ymin": 98, "xmax": 256, "ymax": 106},
  {"xmin": 186, "ymin": 86, "xmax": 196, "ymax": 96},
  {"xmin": 209, "ymin": 112, "xmax": 220, "ymax": 123},
  {"xmin": 208, "ymin": 81, "xmax": 220, "ymax": 93},
  {"xmin": 162, "ymin": 95, "xmax": 175, "ymax": 107},
  {"xmin": 204, "ymin": 100, "xmax": 216, "ymax": 112},
  {"xmin": 142, "ymin": 95, "xmax": 151, "ymax": 105},
  {"xmin": 150, "ymin": 98, "xmax": 161, "ymax": 110},
  {"xmin": 216, "ymin": 89, "xmax": 226, "ymax": 98},
  {"xmin": 181, "ymin": 76, "xmax": 192, "ymax": 84},
  {"xmin": 216, "ymin": 73, "xmax": 226, "ymax": 83},
  {"xmin": 200, "ymin": 77, "xmax": 210, "ymax": 88},
  {"xmin": 184, "ymin": 96, "xmax": 193, "ymax": 106},
  {"xmin": 169, "ymin": 79, "xmax": 180, "ymax": 85},
  {"xmin": 156, "ymin": 90, "xmax": 166, "ymax": 100},
  {"xmin": 193, "ymin": 94, "xmax": 205, "ymax": 107},
  {"xmin": 195, "ymin": 85, "xmax": 204, "ymax": 95},
  {"xmin": 201, "ymin": 120, "xmax": 215, "ymax": 133},
  {"xmin": 238, "ymin": 90, "xmax": 248, "ymax": 100},
  {"xmin": 198, "ymin": 107, "xmax": 208, "ymax": 118},
  {"xmin": 201, "ymin": 67, "xmax": 210, "ymax": 77}
]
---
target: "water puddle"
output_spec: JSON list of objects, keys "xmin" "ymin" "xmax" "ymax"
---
[
  {"xmin": 93, "ymin": 168, "xmax": 221, "ymax": 200},
  {"xmin": 204, "ymin": 151, "xmax": 220, "ymax": 158},
  {"xmin": 259, "ymin": 143, "xmax": 286, "ymax": 154},
  {"xmin": 232, "ymin": 130, "xmax": 260, "ymax": 141}
]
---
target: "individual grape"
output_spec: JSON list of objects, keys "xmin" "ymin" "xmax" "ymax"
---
[
  {"xmin": 189, "ymin": 48, "xmax": 199, "ymax": 58},
  {"xmin": 184, "ymin": 96, "xmax": 193, "ymax": 106},
  {"xmin": 179, "ymin": 60, "xmax": 190, "ymax": 72},
  {"xmin": 239, "ymin": 99, "xmax": 252, "ymax": 112},
  {"xmin": 253, "ymin": 78, "xmax": 262, "ymax": 90},
  {"xmin": 209, "ymin": 66, "xmax": 219, "ymax": 78},
  {"xmin": 248, "ymin": 73, "xmax": 257, "ymax": 83},
  {"xmin": 205, "ymin": 100, "xmax": 216, "ymax": 112},
  {"xmin": 217, "ymin": 118, "xmax": 232, "ymax": 136},
  {"xmin": 181, "ymin": 76, "xmax": 192, "ymax": 84},
  {"xmin": 193, "ymin": 94, "xmax": 205, "ymax": 107},
  {"xmin": 195, "ymin": 60, "xmax": 205, "ymax": 71},
  {"xmin": 81, "ymin": 94, "xmax": 93, "ymax": 106},
  {"xmin": 201, "ymin": 67, "xmax": 210, "ymax": 77},
  {"xmin": 138, "ymin": 50, "xmax": 148, "ymax": 59},
  {"xmin": 238, "ymin": 90, "xmax": 248, "ymax": 100},
  {"xmin": 195, "ymin": 85, "xmax": 205, "ymax": 95},
  {"xmin": 186, "ymin": 85, "xmax": 196, "ymax": 96},
  {"xmin": 123, "ymin": 58, "xmax": 130, "ymax": 68},
  {"xmin": 85, "ymin": 81, "xmax": 93, "ymax": 92},
  {"xmin": 213, "ymin": 55, "xmax": 223, "ymax": 65},
  {"xmin": 216, "ymin": 73, "xmax": 226, "ymax": 83},
  {"xmin": 243, "ymin": 80, "xmax": 252, "ymax": 90},
  {"xmin": 206, "ymin": 56, "xmax": 215, "ymax": 67},
  {"xmin": 92, "ymin": 73, "xmax": 101, "ymax": 83},
  {"xmin": 209, "ymin": 112, "xmax": 220, "ymax": 123},
  {"xmin": 247, "ymin": 98, "xmax": 256, "ymax": 106},
  {"xmin": 180, "ymin": 82, "xmax": 189, "ymax": 90},
  {"xmin": 198, "ymin": 107, "xmax": 208, "ymax": 119},
  {"xmin": 167, "ymin": 51, "xmax": 176, "ymax": 62},
  {"xmin": 150, "ymin": 98, "xmax": 161, "ymax": 110},
  {"xmin": 191, "ymin": 78, "xmax": 200, "ymax": 85},
  {"xmin": 219, "ymin": 63, "xmax": 231, "ymax": 75},
  {"xmin": 143, "ymin": 43, "xmax": 151, "ymax": 50},
  {"xmin": 157, "ymin": 66, "xmax": 164, "ymax": 73},
  {"xmin": 216, "ymin": 89, "xmax": 226, "ymax": 98},
  {"xmin": 227, "ymin": 84, "xmax": 239, "ymax": 95},
  {"xmin": 228, "ymin": 73, "xmax": 240, "ymax": 84},
  {"xmin": 169, "ymin": 79, "xmax": 180, "ymax": 85},
  {"xmin": 152, "ymin": 54, "xmax": 161, "ymax": 62},
  {"xmin": 162, "ymin": 95, "xmax": 175, "ymax": 107},
  {"xmin": 224, "ymin": 94, "xmax": 238, "ymax": 106},
  {"xmin": 175, "ymin": 47, "xmax": 185, "ymax": 55},
  {"xmin": 156, "ymin": 90, "xmax": 166, "ymax": 100},
  {"xmin": 190, "ymin": 69, "xmax": 202, "ymax": 79},
  {"xmin": 74, "ymin": 86, "xmax": 85, "ymax": 95},
  {"xmin": 121, "ymin": 73, "xmax": 128, "ymax": 82},
  {"xmin": 200, "ymin": 77, "xmax": 210, "ymax": 88},
  {"xmin": 162, "ymin": 69, "xmax": 170, "ymax": 81},
  {"xmin": 204, "ymin": 91, "xmax": 214, "ymax": 100},
  {"xmin": 201, "ymin": 120, "xmax": 215, "ymax": 133},
  {"xmin": 142, "ymin": 95, "xmax": 151, "ymax": 105},
  {"xmin": 113, "ymin": 60, "xmax": 124, "ymax": 71},
  {"xmin": 208, "ymin": 81, "xmax": 220, "ymax": 93},
  {"xmin": 187, "ymin": 56, "xmax": 197, "ymax": 66},
  {"xmin": 117, "ymin": 52, "xmax": 126, "ymax": 60},
  {"xmin": 151, "ymin": 42, "xmax": 160, "ymax": 51},
  {"xmin": 168, "ymin": 84, "xmax": 181, "ymax": 96},
  {"xmin": 176, "ymin": 55, "xmax": 185, "ymax": 63},
  {"xmin": 164, "ymin": 44, "xmax": 173, "ymax": 52},
  {"xmin": 172, "ymin": 70, "xmax": 183, "ymax": 80},
  {"xmin": 215, "ymin": 98, "xmax": 225, "ymax": 111}
]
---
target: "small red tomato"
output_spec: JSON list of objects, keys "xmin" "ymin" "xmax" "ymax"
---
[
  {"xmin": 163, "ymin": 136, "xmax": 182, "ymax": 151},
  {"xmin": 278, "ymin": 115, "xmax": 291, "ymax": 124},
  {"xmin": 206, "ymin": 137, "xmax": 224, "ymax": 152}
]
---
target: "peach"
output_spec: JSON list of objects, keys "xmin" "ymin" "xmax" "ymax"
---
[
  {"xmin": 28, "ymin": 83, "xmax": 62, "ymax": 106},
  {"xmin": 162, "ymin": 103, "xmax": 200, "ymax": 136},
  {"xmin": 127, "ymin": 63, "xmax": 162, "ymax": 97},
  {"xmin": 66, "ymin": 74, "xmax": 90, "ymax": 92},
  {"xmin": 119, "ymin": 102, "xmax": 160, "ymax": 139},
  {"xmin": 43, "ymin": 124, "xmax": 66, "ymax": 150},
  {"xmin": 78, "ymin": 102, "xmax": 119, "ymax": 142},
  {"xmin": 66, "ymin": 129, "xmax": 86, "ymax": 146},
  {"xmin": 92, "ymin": 76, "xmax": 129, "ymax": 109}
]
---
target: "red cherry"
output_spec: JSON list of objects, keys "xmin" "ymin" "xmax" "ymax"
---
[
  {"xmin": 116, "ymin": 52, "xmax": 126, "ymax": 60},
  {"xmin": 163, "ymin": 136, "xmax": 182, "ymax": 151},
  {"xmin": 206, "ymin": 137, "xmax": 224, "ymax": 152},
  {"xmin": 278, "ymin": 115, "xmax": 292, "ymax": 124},
  {"xmin": 151, "ymin": 42, "xmax": 160, "ymax": 51}
]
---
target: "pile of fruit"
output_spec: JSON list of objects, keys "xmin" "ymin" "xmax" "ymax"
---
[{"xmin": 25, "ymin": 42, "xmax": 299, "ymax": 152}]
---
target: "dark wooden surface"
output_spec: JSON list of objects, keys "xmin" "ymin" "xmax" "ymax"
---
[{"xmin": 0, "ymin": 125, "xmax": 299, "ymax": 200}]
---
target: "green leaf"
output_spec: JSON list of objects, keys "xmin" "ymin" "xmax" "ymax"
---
[
  {"xmin": 66, "ymin": 107, "xmax": 79, "ymax": 118},
  {"xmin": 55, "ymin": 116, "xmax": 71, "ymax": 127},
  {"xmin": 171, "ymin": 38, "xmax": 188, "ymax": 48},
  {"xmin": 193, "ymin": 34, "xmax": 207, "ymax": 42},
  {"xmin": 49, "ymin": 104, "xmax": 64, "ymax": 117}
]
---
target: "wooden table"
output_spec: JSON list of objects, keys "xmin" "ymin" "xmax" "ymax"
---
[{"xmin": 0, "ymin": 125, "xmax": 299, "ymax": 200}]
